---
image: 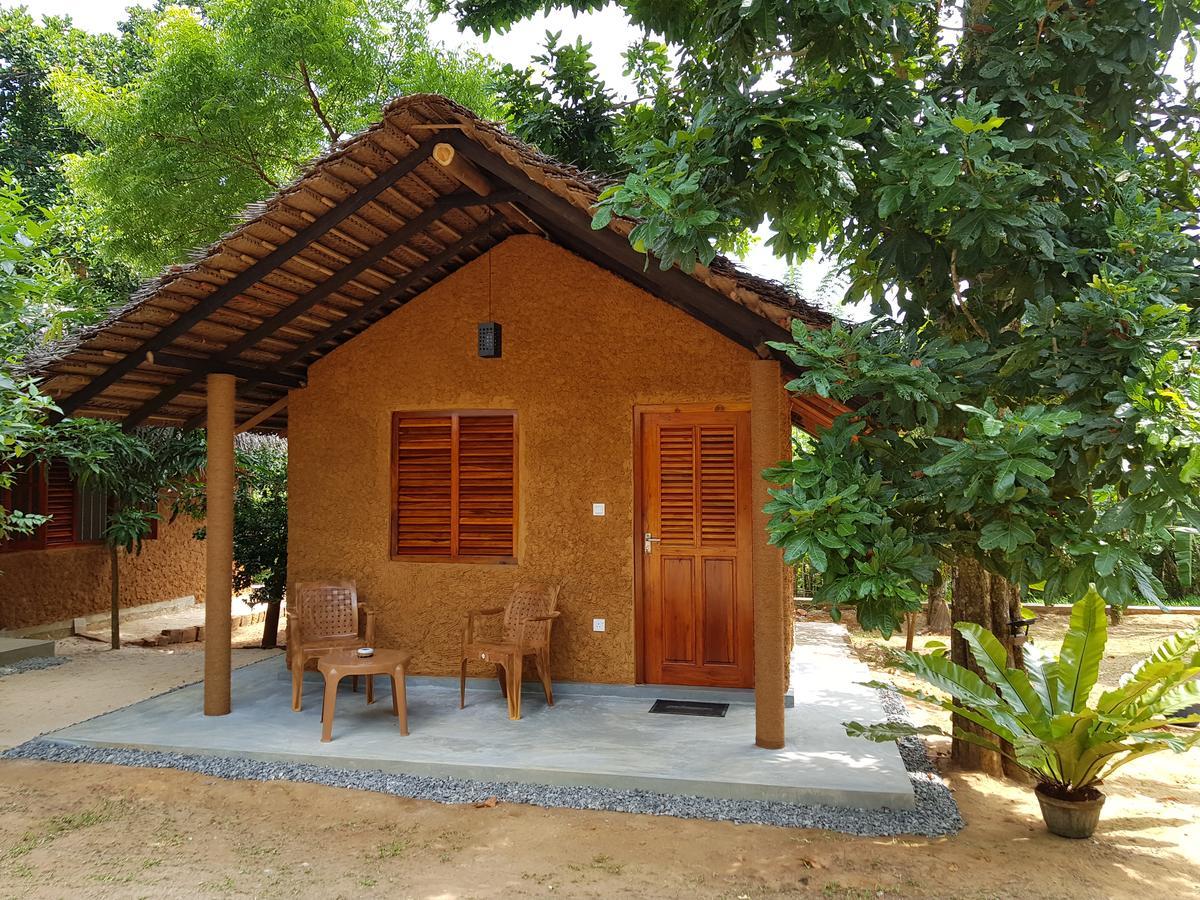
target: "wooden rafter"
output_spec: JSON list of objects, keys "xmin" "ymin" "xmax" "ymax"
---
[
  {"xmin": 122, "ymin": 190, "xmax": 514, "ymax": 428},
  {"xmin": 150, "ymin": 352, "xmax": 306, "ymax": 390},
  {"xmin": 235, "ymin": 395, "xmax": 289, "ymax": 434},
  {"xmin": 272, "ymin": 217, "xmax": 510, "ymax": 372},
  {"xmin": 55, "ymin": 141, "xmax": 439, "ymax": 419},
  {"xmin": 442, "ymin": 133, "xmax": 797, "ymax": 370}
]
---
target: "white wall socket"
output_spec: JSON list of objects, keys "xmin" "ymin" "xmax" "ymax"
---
[
  {"xmin": 593, "ymin": 618, "xmax": 606, "ymax": 632},
  {"xmin": 592, "ymin": 502, "xmax": 605, "ymax": 516}
]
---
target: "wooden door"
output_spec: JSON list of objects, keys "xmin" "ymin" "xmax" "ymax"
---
[{"xmin": 638, "ymin": 409, "xmax": 753, "ymax": 687}]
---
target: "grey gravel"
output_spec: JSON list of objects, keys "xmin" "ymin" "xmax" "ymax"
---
[
  {"xmin": 1, "ymin": 687, "xmax": 961, "ymax": 836},
  {"xmin": 0, "ymin": 655, "xmax": 68, "ymax": 678}
]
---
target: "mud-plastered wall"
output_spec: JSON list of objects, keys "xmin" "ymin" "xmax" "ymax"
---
[
  {"xmin": 288, "ymin": 235, "xmax": 790, "ymax": 683},
  {"xmin": 0, "ymin": 499, "xmax": 205, "ymax": 631}
]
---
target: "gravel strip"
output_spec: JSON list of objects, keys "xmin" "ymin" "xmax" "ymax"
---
[
  {"xmin": 0, "ymin": 656, "xmax": 69, "ymax": 679},
  {"xmin": 1, "ymin": 689, "xmax": 961, "ymax": 836}
]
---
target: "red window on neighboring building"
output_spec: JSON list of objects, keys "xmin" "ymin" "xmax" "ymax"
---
[
  {"xmin": 1, "ymin": 462, "xmax": 47, "ymax": 551},
  {"xmin": 0, "ymin": 460, "xmax": 131, "ymax": 552}
]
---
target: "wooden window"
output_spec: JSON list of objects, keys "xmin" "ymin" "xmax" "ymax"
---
[
  {"xmin": 391, "ymin": 411, "xmax": 517, "ymax": 563},
  {"xmin": 75, "ymin": 479, "xmax": 111, "ymax": 543},
  {"xmin": 44, "ymin": 459, "xmax": 77, "ymax": 547},
  {"xmin": 1, "ymin": 463, "xmax": 47, "ymax": 551},
  {"xmin": 0, "ymin": 460, "xmax": 117, "ymax": 551}
]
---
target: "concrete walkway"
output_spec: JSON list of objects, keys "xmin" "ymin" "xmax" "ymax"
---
[
  {"xmin": 43, "ymin": 622, "xmax": 914, "ymax": 810},
  {"xmin": 0, "ymin": 636, "xmax": 55, "ymax": 666}
]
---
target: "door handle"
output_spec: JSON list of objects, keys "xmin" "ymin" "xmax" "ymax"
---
[{"xmin": 644, "ymin": 532, "xmax": 662, "ymax": 554}]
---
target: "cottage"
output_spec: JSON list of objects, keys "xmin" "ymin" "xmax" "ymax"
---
[
  {"xmin": 34, "ymin": 95, "xmax": 848, "ymax": 748},
  {"xmin": 0, "ymin": 461, "xmax": 203, "ymax": 634}
]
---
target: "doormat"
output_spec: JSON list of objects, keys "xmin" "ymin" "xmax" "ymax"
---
[{"xmin": 648, "ymin": 699, "xmax": 729, "ymax": 717}]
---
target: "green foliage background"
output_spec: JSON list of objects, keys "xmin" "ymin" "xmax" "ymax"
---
[
  {"xmin": 0, "ymin": 0, "xmax": 500, "ymax": 586},
  {"xmin": 441, "ymin": 0, "xmax": 1200, "ymax": 637}
]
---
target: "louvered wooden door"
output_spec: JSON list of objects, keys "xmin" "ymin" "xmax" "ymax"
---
[{"xmin": 639, "ymin": 410, "xmax": 753, "ymax": 687}]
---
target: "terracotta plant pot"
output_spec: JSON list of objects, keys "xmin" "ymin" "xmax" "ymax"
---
[{"xmin": 1035, "ymin": 784, "xmax": 1106, "ymax": 838}]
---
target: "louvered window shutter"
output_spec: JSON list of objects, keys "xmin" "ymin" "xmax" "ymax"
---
[
  {"xmin": 75, "ymin": 481, "xmax": 110, "ymax": 543},
  {"xmin": 1, "ymin": 463, "xmax": 47, "ymax": 551},
  {"xmin": 392, "ymin": 412, "xmax": 516, "ymax": 561},
  {"xmin": 457, "ymin": 415, "xmax": 516, "ymax": 558},
  {"xmin": 44, "ymin": 459, "xmax": 76, "ymax": 546},
  {"xmin": 655, "ymin": 423, "xmax": 739, "ymax": 548},
  {"xmin": 393, "ymin": 415, "xmax": 454, "ymax": 557}
]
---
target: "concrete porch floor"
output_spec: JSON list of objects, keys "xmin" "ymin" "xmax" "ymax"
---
[{"xmin": 44, "ymin": 622, "xmax": 914, "ymax": 810}]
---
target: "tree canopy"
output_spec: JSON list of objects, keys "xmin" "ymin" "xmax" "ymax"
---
[
  {"xmin": 4, "ymin": 0, "xmax": 1199, "ymax": 653},
  {"xmin": 51, "ymin": 0, "xmax": 501, "ymax": 272},
  {"xmin": 439, "ymin": 1, "xmax": 1200, "ymax": 637}
]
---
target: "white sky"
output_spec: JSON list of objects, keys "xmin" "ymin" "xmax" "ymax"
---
[{"xmin": 6, "ymin": 1, "xmax": 852, "ymax": 306}]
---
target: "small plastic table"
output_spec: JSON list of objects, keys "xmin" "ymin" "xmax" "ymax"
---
[{"xmin": 316, "ymin": 648, "xmax": 412, "ymax": 742}]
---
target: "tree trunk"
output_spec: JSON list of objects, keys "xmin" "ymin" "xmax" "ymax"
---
[
  {"xmin": 261, "ymin": 598, "xmax": 281, "ymax": 649},
  {"xmin": 925, "ymin": 567, "xmax": 951, "ymax": 632},
  {"xmin": 950, "ymin": 556, "xmax": 1024, "ymax": 775},
  {"xmin": 109, "ymin": 545, "xmax": 121, "ymax": 651}
]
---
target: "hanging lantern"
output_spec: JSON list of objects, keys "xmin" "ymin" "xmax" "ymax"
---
[
  {"xmin": 477, "ymin": 321, "xmax": 502, "ymax": 358},
  {"xmin": 477, "ymin": 245, "xmax": 502, "ymax": 358}
]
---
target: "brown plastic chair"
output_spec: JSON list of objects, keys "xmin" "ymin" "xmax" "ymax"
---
[
  {"xmin": 287, "ymin": 580, "xmax": 375, "ymax": 711},
  {"xmin": 460, "ymin": 582, "xmax": 562, "ymax": 720}
]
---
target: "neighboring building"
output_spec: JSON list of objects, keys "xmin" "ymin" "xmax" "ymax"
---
[
  {"xmin": 0, "ymin": 461, "xmax": 204, "ymax": 632},
  {"xmin": 31, "ymin": 94, "xmax": 849, "ymax": 745}
]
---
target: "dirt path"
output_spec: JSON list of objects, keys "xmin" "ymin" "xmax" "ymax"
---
[{"xmin": 0, "ymin": 617, "xmax": 1196, "ymax": 898}]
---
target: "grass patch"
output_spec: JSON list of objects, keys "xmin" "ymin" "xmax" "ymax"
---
[
  {"xmin": 373, "ymin": 827, "xmax": 417, "ymax": 860},
  {"xmin": 3, "ymin": 801, "xmax": 120, "ymax": 862},
  {"xmin": 46, "ymin": 806, "xmax": 115, "ymax": 835},
  {"xmin": 568, "ymin": 854, "xmax": 625, "ymax": 876},
  {"xmin": 7, "ymin": 861, "xmax": 35, "ymax": 879}
]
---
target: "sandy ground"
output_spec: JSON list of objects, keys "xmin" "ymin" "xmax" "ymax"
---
[
  {"xmin": 74, "ymin": 594, "xmax": 269, "ymax": 647},
  {"xmin": 0, "ymin": 615, "xmax": 1196, "ymax": 898}
]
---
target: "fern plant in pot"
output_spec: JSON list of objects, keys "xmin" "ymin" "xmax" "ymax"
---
[{"xmin": 847, "ymin": 590, "xmax": 1200, "ymax": 838}]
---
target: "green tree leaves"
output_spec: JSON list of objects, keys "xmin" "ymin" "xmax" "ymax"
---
[
  {"xmin": 0, "ymin": 176, "xmax": 118, "ymax": 356},
  {"xmin": 437, "ymin": 0, "xmax": 1200, "ymax": 630},
  {"xmin": 232, "ymin": 434, "xmax": 289, "ymax": 604},
  {"xmin": 847, "ymin": 593, "xmax": 1200, "ymax": 793},
  {"xmin": 51, "ymin": 0, "xmax": 500, "ymax": 272}
]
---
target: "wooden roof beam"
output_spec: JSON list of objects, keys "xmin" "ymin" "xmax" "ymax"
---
[
  {"xmin": 432, "ymin": 142, "xmax": 492, "ymax": 196},
  {"xmin": 236, "ymin": 395, "xmax": 289, "ymax": 434},
  {"xmin": 238, "ymin": 217, "xmax": 506, "ymax": 387},
  {"xmin": 150, "ymin": 352, "xmax": 306, "ymax": 390},
  {"xmin": 121, "ymin": 190, "xmax": 514, "ymax": 428},
  {"xmin": 432, "ymin": 141, "xmax": 546, "ymax": 238},
  {"xmin": 189, "ymin": 392, "xmax": 290, "ymax": 433},
  {"xmin": 441, "ymin": 132, "xmax": 797, "ymax": 371},
  {"xmin": 55, "ymin": 140, "xmax": 439, "ymax": 419}
]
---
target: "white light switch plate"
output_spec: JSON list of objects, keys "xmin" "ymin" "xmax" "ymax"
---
[
  {"xmin": 592, "ymin": 502, "xmax": 605, "ymax": 516},
  {"xmin": 593, "ymin": 618, "xmax": 606, "ymax": 632}
]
